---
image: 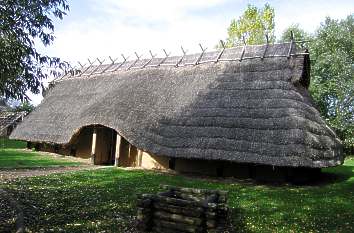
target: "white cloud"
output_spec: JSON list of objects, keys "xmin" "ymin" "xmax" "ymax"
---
[
  {"xmin": 30, "ymin": 0, "xmax": 229, "ymax": 105},
  {"xmin": 41, "ymin": 0, "xmax": 228, "ymax": 64},
  {"xmin": 30, "ymin": 0, "xmax": 352, "ymax": 105},
  {"xmin": 275, "ymin": 0, "xmax": 353, "ymax": 36},
  {"xmin": 90, "ymin": 0, "xmax": 227, "ymax": 21}
]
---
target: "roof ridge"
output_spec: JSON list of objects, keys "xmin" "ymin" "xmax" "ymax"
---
[{"xmin": 56, "ymin": 42, "xmax": 309, "ymax": 82}]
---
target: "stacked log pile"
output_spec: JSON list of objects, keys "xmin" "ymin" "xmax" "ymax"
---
[{"xmin": 137, "ymin": 185, "xmax": 228, "ymax": 233}]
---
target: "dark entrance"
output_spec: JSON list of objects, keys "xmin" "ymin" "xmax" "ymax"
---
[
  {"xmin": 93, "ymin": 126, "xmax": 117, "ymax": 165},
  {"xmin": 117, "ymin": 137, "xmax": 139, "ymax": 167},
  {"xmin": 70, "ymin": 125, "xmax": 117, "ymax": 165}
]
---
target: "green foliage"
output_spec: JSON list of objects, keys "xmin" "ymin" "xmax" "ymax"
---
[
  {"xmin": 0, "ymin": 137, "xmax": 26, "ymax": 149},
  {"xmin": 309, "ymin": 15, "xmax": 354, "ymax": 149},
  {"xmin": 0, "ymin": 0, "xmax": 70, "ymax": 101},
  {"xmin": 225, "ymin": 3, "xmax": 275, "ymax": 47},
  {"xmin": 14, "ymin": 101, "xmax": 34, "ymax": 114},
  {"xmin": 279, "ymin": 24, "xmax": 310, "ymax": 42},
  {"xmin": 0, "ymin": 147, "xmax": 81, "ymax": 168},
  {"xmin": 1, "ymin": 161, "xmax": 353, "ymax": 232}
]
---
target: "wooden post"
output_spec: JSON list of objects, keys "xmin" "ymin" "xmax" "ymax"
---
[
  {"xmin": 137, "ymin": 149, "xmax": 143, "ymax": 167},
  {"xmin": 91, "ymin": 128, "xmax": 97, "ymax": 165},
  {"xmin": 114, "ymin": 134, "xmax": 122, "ymax": 166}
]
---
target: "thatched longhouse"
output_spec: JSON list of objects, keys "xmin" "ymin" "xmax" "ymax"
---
[
  {"xmin": 0, "ymin": 100, "xmax": 25, "ymax": 137},
  {"xmin": 10, "ymin": 42, "xmax": 343, "ymax": 181}
]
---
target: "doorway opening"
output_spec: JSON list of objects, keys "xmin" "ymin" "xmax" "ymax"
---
[{"xmin": 71, "ymin": 125, "xmax": 117, "ymax": 165}]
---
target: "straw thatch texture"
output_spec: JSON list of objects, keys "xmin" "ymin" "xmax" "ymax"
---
[
  {"xmin": 0, "ymin": 111, "xmax": 25, "ymax": 136},
  {"xmin": 10, "ymin": 43, "xmax": 343, "ymax": 168}
]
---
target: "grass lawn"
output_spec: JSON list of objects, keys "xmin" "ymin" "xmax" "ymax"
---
[
  {"xmin": 1, "ymin": 158, "xmax": 353, "ymax": 233},
  {"xmin": 0, "ymin": 138, "xmax": 81, "ymax": 168},
  {"xmin": 0, "ymin": 137, "xmax": 27, "ymax": 149},
  {"xmin": 0, "ymin": 149, "xmax": 82, "ymax": 168}
]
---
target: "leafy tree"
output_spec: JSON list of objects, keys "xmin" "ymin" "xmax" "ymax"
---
[
  {"xmin": 309, "ymin": 15, "xmax": 354, "ymax": 150},
  {"xmin": 225, "ymin": 3, "xmax": 275, "ymax": 47},
  {"xmin": 279, "ymin": 24, "xmax": 310, "ymax": 42},
  {"xmin": 14, "ymin": 101, "xmax": 34, "ymax": 114},
  {"xmin": 0, "ymin": 0, "xmax": 70, "ymax": 101}
]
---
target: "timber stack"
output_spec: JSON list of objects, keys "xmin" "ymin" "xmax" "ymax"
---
[{"xmin": 136, "ymin": 185, "xmax": 229, "ymax": 233}]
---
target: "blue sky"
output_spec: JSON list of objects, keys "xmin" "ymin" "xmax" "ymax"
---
[{"xmin": 31, "ymin": 0, "xmax": 354, "ymax": 104}]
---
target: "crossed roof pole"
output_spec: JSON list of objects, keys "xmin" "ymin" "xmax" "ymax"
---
[{"xmin": 54, "ymin": 31, "xmax": 310, "ymax": 83}]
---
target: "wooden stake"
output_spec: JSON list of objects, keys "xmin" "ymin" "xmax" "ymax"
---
[
  {"xmin": 91, "ymin": 128, "xmax": 97, "ymax": 164},
  {"xmin": 115, "ymin": 134, "xmax": 122, "ymax": 166}
]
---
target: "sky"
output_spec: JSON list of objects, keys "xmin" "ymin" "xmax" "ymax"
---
[{"xmin": 29, "ymin": 0, "xmax": 354, "ymax": 105}]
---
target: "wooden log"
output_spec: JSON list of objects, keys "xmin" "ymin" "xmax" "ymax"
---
[
  {"xmin": 161, "ymin": 185, "xmax": 214, "ymax": 194},
  {"xmin": 137, "ymin": 221, "xmax": 152, "ymax": 231},
  {"xmin": 206, "ymin": 219, "xmax": 216, "ymax": 229},
  {"xmin": 161, "ymin": 185, "xmax": 228, "ymax": 202},
  {"xmin": 205, "ymin": 193, "xmax": 218, "ymax": 203},
  {"xmin": 205, "ymin": 203, "xmax": 229, "ymax": 212},
  {"xmin": 205, "ymin": 211, "xmax": 217, "ymax": 218},
  {"xmin": 136, "ymin": 198, "xmax": 152, "ymax": 208},
  {"xmin": 172, "ymin": 189, "xmax": 205, "ymax": 196},
  {"xmin": 153, "ymin": 210, "xmax": 203, "ymax": 225},
  {"xmin": 137, "ymin": 209, "xmax": 151, "ymax": 216},
  {"xmin": 137, "ymin": 186, "xmax": 229, "ymax": 232},
  {"xmin": 160, "ymin": 186, "xmax": 228, "ymax": 208},
  {"xmin": 157, "ymin": 190, "xmax": 174, "ymax": 197},
  {"xmin": 172, "ymin": 191, "xmax": 207, "ymax": 202},
  {"xmin": 137, "ymin": 216, "xmax": 151, "ymax": 225},
  {"xmin": 153, "ymin": 195, "xmax": 204, "ymax": 208},
  {"xmin": 153, "ymin": 202, "xmax": 203, "ymax": 217},
  {"xmin": 152, "ymin": 226, "xmax": 189, "ymax": 233},
  {"xmin": 217, "ymin": 191, "xmax": 228, "ymax": 203},
  {"xmin": 153, "ymin": 219, "xmax": 203, "ymax": 233},
  {"xmin": 216, "ymin": 212, "xmax": 228, "ymax": 217},
  {"xmin": 162, "ymin": 185, "xmax": 220, "ymax": 198},
  {"xmin": 137, "ymin": 193, "xmax": 155, "ymax": 199},
  {"xmin": 137, "ymin": 207, "xmax": 152, "ymax": 216},
  {"xmin": 215, "ymin": 204, "xmax": 229, "ymax": 213},
  {"xmin": 205, "ymin": 203, "xmax": 218, "ymax": 210},
  {"xmin": 137, "ymin": 215, "xmax": 151, "ymax": 223}
]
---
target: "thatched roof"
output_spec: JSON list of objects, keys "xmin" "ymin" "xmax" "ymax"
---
[
  {"xmin": 10, "ymin": 42, "xmax": 343, "ymax": 167},
  {"xmin": 0, "ymin": 111, "xmax": 25, "ymax": 136}
]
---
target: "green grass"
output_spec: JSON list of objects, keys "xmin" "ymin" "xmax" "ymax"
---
[
  {"xmin": 0, "ymin": 137, "xmax": 27, "ymax": 149},
  {"xmin": 0, "ymin": 149, "xmax": 82, "ymax": 168},
  {"xmin": 1, "ymin": 158, "xmax": 353, "ymax": 232}
]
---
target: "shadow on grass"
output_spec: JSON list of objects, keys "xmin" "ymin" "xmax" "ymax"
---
[
  {"xmin": 1, "ymin": 160, "xmax": 353, "ymax": 232},
  {"xmin": 313, "ymin": 165, "xmax": 354, "ymax": 186}
]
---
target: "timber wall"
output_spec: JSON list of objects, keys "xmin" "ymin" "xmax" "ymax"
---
[{"xmin": 30, "ymin": 130, "xmax": 321, "ymax": 183}]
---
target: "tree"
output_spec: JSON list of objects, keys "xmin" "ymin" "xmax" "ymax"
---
[
  {"xmin": 309, "ymin": 15, "xmax": 354, "ymax": 150},
  {"xmin": 279, "ymin": 24, "xmax": 310, "ymax": 42},
  {"xmin": 225, "ymin": 3, "xmax": 275, "ymax": 47},
  {"xmin": 0, "ymin": 0, "xmax": 70, "ymax": 101},
  {"xmin": 14, "ymin": 101, "xmax": 34, "ymax": 114}
]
